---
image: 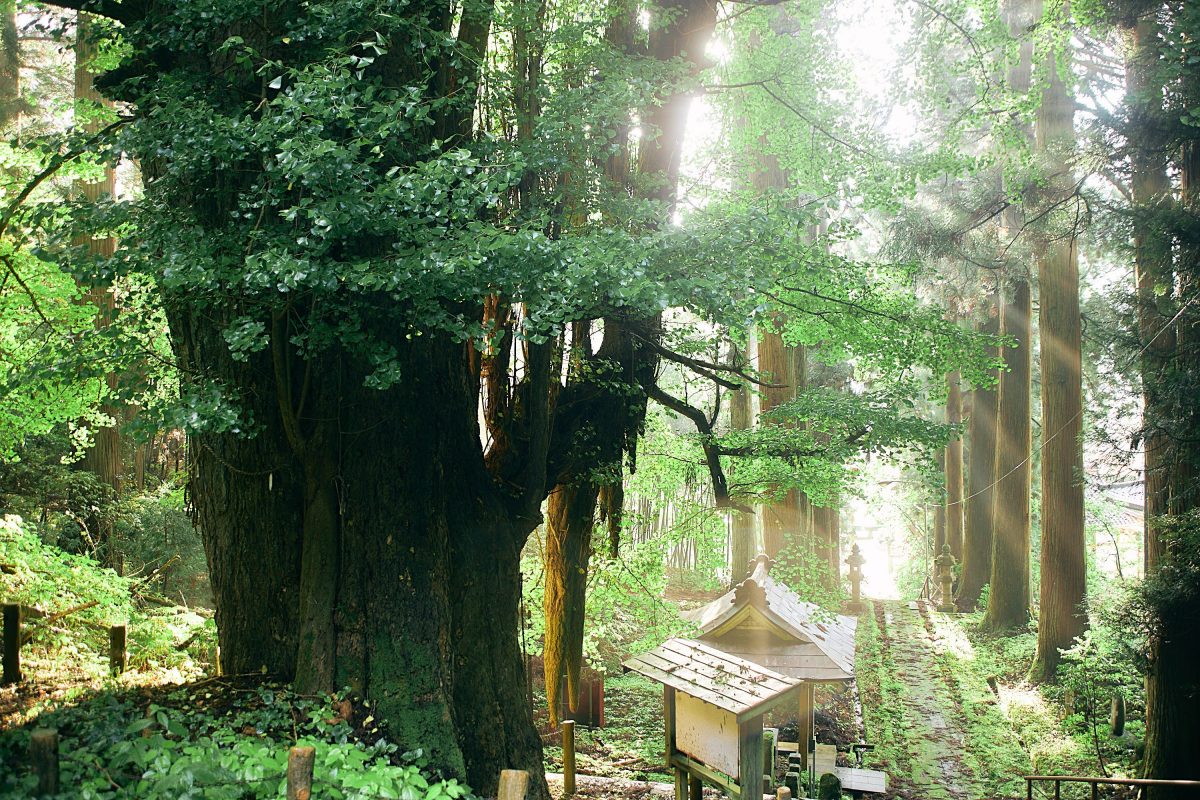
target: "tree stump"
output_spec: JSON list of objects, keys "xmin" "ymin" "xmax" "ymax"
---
[{"xmin": 30, "ymin": 728, "xmax": 58, "ymax": 796}]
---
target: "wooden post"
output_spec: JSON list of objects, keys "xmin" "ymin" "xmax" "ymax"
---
[
  {"xmin": 798, "ymin": 683, "xmax": 814, "ymax": 771},
  {"xmin": 562, "ymin": 720, "xmax": 576, "ymax": 795},
  {"xmin": 688, "ymin": 773, "xmax": 703, "ymax": 800},
  {"xmin": 108, "ymin": 624, "xmax": 126, "ymax": 676},
  {"xmin": 286, "ymin": 745, "xmax": 315, "ymax": 800},
  {"xmin": 30, "ymin": 728, "xmax": 58, "ymax": 796},
  {"xmin": 776, "ymin": 787, "xmax": 792, "ymax": 800},
  {"xmin": 498, "ymin": 769, "xmax": 529, "ymax": 800},
  {"xmin": 673, "ymin": 768, "xmax": 688, "ymax": 800},
  {"xmin": 737, "ymin": 719, "xmax": 763, "ymax": 800},
  {"xmin": 663, "ymin": 685, "xmax": 677, "ymax": 769},
  {"xmin": 3, "ymin": 602, "xmax": 19, "ymax": 685}
]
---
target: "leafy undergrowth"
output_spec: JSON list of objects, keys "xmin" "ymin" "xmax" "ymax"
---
[
  {"xmin": 0, "ymin": 515, "xmax": 214, "ymax": 693},
  {"xmin": 0, "ymin": 678, "xmax": 474, "ymax": 800},
  {"xmin": 960, "ymin": 612, "xmax": 1142, "ymax": 799}
]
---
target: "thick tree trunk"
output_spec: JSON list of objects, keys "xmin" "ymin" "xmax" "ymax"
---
[
  {"xmin": 983, "ymin": 277, "xmax": 1032, "ymax": 632},
  {"xmin": 186, "ymin": 325, "xmax": 545, "ymax": 793},
  {"xmin": 958, "ymin": 297, "xmax": 1000, "ymax": 610},
  {"xmin": 1031, "ymin": 7, "xmax": 1087, "ymax": 680},
  {"xmin": 1126, "ymin": 17, "xmax": 1175, "ymax": 571},
  {"xmin": 944, "ymin": 371, "xmax": 964, "ymax": 562},
  {"xmin": 1140, "ymin": 12, "xmax": 1200, "ymax": 790}
]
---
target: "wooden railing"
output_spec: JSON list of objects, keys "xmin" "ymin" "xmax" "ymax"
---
[{"xmin": 1025, "ymin": 774, "xmax": 1200, "ymax": 799}]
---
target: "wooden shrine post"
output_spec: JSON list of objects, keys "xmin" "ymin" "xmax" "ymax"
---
[{"xmin": 797, "ymin": 683, "xmax": 815, "ymax": 770}]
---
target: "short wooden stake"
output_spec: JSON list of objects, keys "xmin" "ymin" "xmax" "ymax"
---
[
  {"xmin": 2, "ymin": 602, "xmax": 20, "ymax": 685},
  {"xmin": 776, "ymin": 787, "xmax": 792, "ymax": 800},
  {"xmin": 287, "ymin": 745, "xmax": 315, "ymax": 800},
  {"xmin": 108, "ymin": 624, "xmax": 127, "ymax": 676},
  {"xmin": 30, "ymin": 728, "xmax": 58, "ymax": 796},
  {"xmin": 562, "ymin": 720, "xmax": 576, "ymax": 795},
  {"xmin": 1109, "ymin": 694, "xmax": 1126, "ymax": 737},
  {"xmin": 498, "ymin": 769, "xmax": 529, "ymax": 800}
]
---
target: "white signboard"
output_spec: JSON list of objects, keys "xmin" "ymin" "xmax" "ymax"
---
[{"xmin": 675, "ymin": 692, "xmax": 739, "ymax": 779}]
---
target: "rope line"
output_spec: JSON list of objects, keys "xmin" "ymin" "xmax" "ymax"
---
[{"xmin": 940, "ymin": 294, "xmax": 1197, "ymax": 510}]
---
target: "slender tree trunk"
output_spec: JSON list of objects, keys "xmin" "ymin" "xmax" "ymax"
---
[
  {"xmin": 540, "ymin": 0, "xmax": 716, "ymax": 725},
  {"xmin": 758, "ymin": 329, "xmax": 800, "ymax": 558},
  {"xmin": 74, "ymin": 15, "xmax": 124, "ymax": 568},
  {"xmin": 944, "ymin": 371, "xmax": 964, "ymax": 562},
  {"xmin": 1031, "ymin": 1, "xmax": 1087, "ymax": 680},
  {"xmin": 984, "ymin": 277, "xmax": 1033, "ymax": 631},
  {"xmin": 730, "ymin": 345, "xmax": 756, "ymax": 585},
  {"xmin": 958, "ymin": 293, "xmax": 1000, "ymax": 610},
  {"xmin": 934, "ymin": 449, "xmax": 946, "ymax": 554},
  {"xmin": 0, "ymin": 0, "xmax": 19, "ymax": 126}
]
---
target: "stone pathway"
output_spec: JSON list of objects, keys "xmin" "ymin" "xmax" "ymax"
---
[{"xmin": 859, "ymin": 599, "xmax": 1029, "ymax": 800}]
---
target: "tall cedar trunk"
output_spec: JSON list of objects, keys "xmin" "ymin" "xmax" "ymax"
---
[
  {"xmin": 944, "ymin": 371, "xmax": 964, "ymax": 561},
  {"xmin": 983, "ymin": 277, "xmax": 1032, "ymax": 630},
  {"xmin": 1140, "ymin": 11, "xmax": 1200, "ymax": 790},
  {"xmin": 74, "ymin": 16, "xmax": 123, "ymax": 567},
  {"xmin": 729, "ymin": 350, "xmax": 756, "ymax": 586},
  {"xmin": 1126, "ymin": 16, "xmax": 1175, "ymax": 571},
  {"xmin": 958, "ymin": 295, "xmax": 1000, "ymax": 610},
  {"xmin": 758, "ymin": 329, "xmax": 800, "ymax": 558},
  {"xmin": 1031, "ymin": 1, "xmax": 1087, "ymax": 680},
  {"xmin": 934, "ymin": 449, "xmax": 946, "ymax": 554},
  {"xmin": 983, "ymin": 0, "xmax": 1035, "ymax": 633}
]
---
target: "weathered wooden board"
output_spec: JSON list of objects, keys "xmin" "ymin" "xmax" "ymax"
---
[{"xmin": 676, "ymin": 692, "xmax": 740, "ymax": 779}]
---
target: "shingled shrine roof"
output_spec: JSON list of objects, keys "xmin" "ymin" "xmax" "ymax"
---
[
  {"xmin": 682, "ymin": 554, "xmax": 858, "ymax": 682},
  {"xmin": 622, "ymin": 637, "xmax": 801, "ymax": 723}
]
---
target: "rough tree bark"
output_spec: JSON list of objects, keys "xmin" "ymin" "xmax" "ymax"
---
[
  {"xmin": 1135, "ymin": 6, "xmax": 1200, "ymax": 790},
  {"xmin": 982, "ymin": 0, "xmax": 1035, "ymax": 633},
  {"xmin": 957, "ymin": 291, "xmax": 999, "ymax": 610},
  {"xmin": 944, "ymin": 370, "xmax": 964, "ymax": 562},
  {"xmin": 1031, "ymin": 0, "xmax": 1087, "ymax": 681},
  {"xmin": 757, "ymin": 329, "xmax": 802, "ymax": 557},
  {"xmin": 983, "ymin": 276, "xmax": 1032, "ymax": 631}
]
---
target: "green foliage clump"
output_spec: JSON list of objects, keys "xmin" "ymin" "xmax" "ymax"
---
[{"xmin": 0, "ymin": 682, "xmax": 475, "ymax": 800}]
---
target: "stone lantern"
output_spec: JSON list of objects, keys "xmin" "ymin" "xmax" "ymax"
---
[
  {"xmin": 845, "ymin": 543, "xmax": 867, "ymax": 613},
  {"xmin": 935, "ymin": 544, "xmax": 957, "ymax": 613}
]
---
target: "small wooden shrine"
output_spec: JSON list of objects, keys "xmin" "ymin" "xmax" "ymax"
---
[
  {"xmin": 683, "ymin": 555, "xmax": 858, "ymax": 766},
  {"xmin": 623, "ymin": 638, "xmax": 802, "ymax": 800}
]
